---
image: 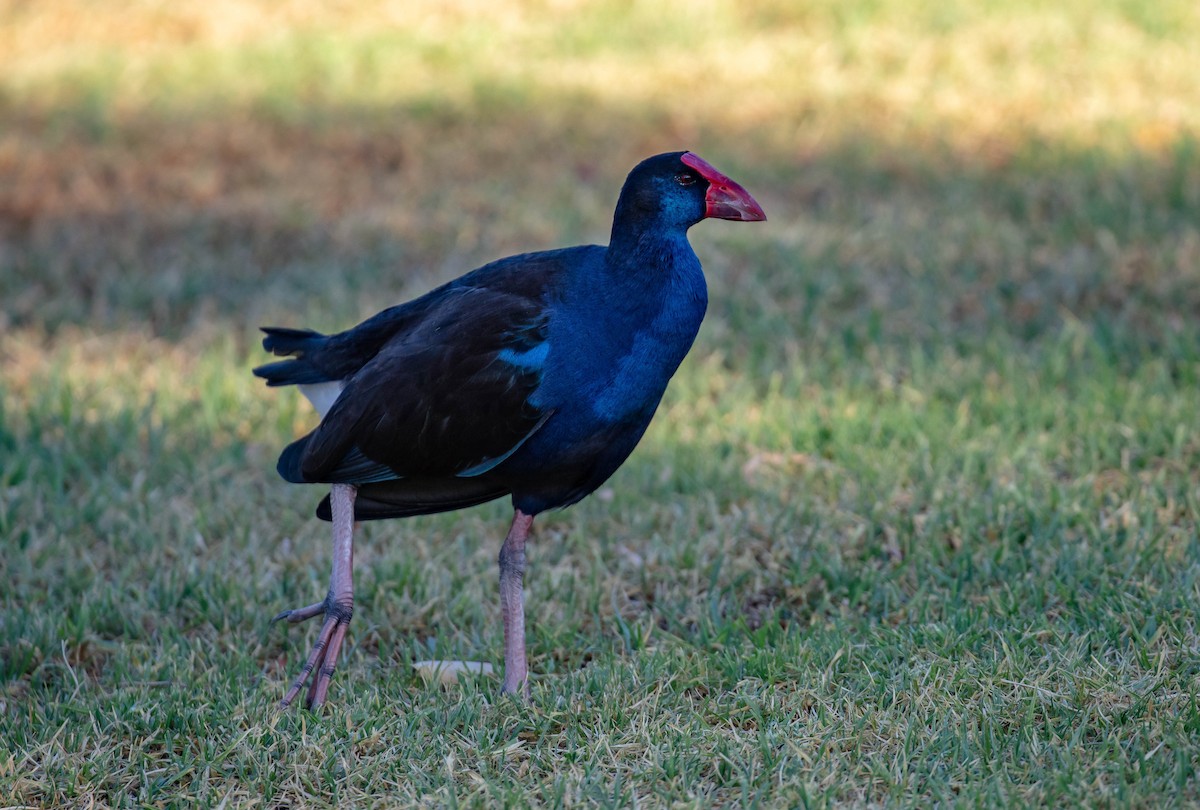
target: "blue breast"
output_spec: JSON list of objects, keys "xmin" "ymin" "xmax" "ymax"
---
[{"xmin": 500, "ymin": 233, "xmax": 708, "ymax": 486}]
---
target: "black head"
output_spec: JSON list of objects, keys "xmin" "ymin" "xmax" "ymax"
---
[{"xmin": 612, "ymin": 151, "xmax": 766, "ymax": 237}]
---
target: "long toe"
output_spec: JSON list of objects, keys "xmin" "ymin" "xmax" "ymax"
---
[
  {"xmin": 279, "ymin": 611, "xmax": 349, "ymax": 710},
  {"xmin": 271, "ymin": 600, "xmax": 327, "ymax": 625},
  {"xmin": 305, "ymin": 620, "xmax": 350, "ymax": 709}
]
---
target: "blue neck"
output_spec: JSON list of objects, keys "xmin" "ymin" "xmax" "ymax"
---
[
  {"xmin": 534, "ymin": 226, "xmax": 708, "ymax": 421},
  {"xmin": 602, "ymin": 223, "xmax": 703, "ymax": 308}
]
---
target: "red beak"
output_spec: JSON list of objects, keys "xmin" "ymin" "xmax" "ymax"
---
[{"xmin": 681, "ymin": 152, "xmax": 767, "ymax": 222}]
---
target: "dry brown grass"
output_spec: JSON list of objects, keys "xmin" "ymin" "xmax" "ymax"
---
[
  {"xmin": 4, "ymin": 0, "xmax": 1199, "ymax": 346},
  {"xmin": 3, "ymin": 0, "xmax": 1198, "ymax": 231}
]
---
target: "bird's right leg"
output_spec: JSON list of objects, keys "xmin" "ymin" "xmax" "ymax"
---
[
  {"xmin": 273, "ymin": 483, "xmax": 357, "ymax": 710},
  {"xmin": 498, "ymin": 509, "xmax": 534, "ymax": 698}
]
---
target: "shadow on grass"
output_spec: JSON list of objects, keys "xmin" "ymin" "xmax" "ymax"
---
[
  {"xmin": 3, "ymin": 89, "xmax": 1198, "ymax": 576},
  {"xmin": 2, "ymin": 88, "xmax": 1198, "ymax": 355}
]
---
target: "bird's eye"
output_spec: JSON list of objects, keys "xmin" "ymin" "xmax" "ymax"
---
[{"xmin": 675, "ymin": 172, "xmax": 698, "ymax": 186}]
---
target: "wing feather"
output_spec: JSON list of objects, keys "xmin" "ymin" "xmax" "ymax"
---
[{"xmin": 296, "ymin": 277, "xmax": 555, "ymax": 484}]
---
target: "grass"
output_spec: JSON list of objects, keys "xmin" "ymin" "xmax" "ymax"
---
[{"xmin": 2, "ymin": 0, "xmax": 1200, "ymax": 805}]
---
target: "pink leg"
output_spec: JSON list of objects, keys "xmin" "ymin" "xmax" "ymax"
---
[
  {"xmin": 275, "ymin": 483, "xmax": 356, "ymax": 710},
  {"xmin": 498, "ymin": 509, "xmax": 534, "ymax": 698}
]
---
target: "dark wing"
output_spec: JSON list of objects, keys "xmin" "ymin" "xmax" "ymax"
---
[
  {"xmin": 313, "ymin": 477, "xmax": 514, "ymax": 521},
  {"xmin": 282, "ymin": 268, "xmax": 559, "ymax": 486}
]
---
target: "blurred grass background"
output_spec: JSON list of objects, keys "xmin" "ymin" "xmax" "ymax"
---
[{"xmin": 2, "ymin": 0, "xmax": 1200, "ymax": 806}]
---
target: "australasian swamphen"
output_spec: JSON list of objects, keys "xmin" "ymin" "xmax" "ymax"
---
[{"xmin": 254, "ymin": 151, "xmax": 766, "ymax": 709}]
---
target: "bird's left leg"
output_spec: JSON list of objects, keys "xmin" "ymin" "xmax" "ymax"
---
[{"xmin": 273, "ymin": 483, "xmax": 357, "ymax": 710}]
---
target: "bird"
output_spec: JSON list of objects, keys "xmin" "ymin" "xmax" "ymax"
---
[{"xmin": 254, "ymin": 151, "xmax": 766, "ymax": 709}]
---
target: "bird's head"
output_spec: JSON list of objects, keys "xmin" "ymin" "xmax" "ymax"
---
[{"xmin": 614, "ymin": 151, "xmax": 767, "ymax": 234}]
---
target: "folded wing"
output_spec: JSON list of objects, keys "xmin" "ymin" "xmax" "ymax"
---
[{"xmin": 255, "ymin": 252, "xmax": 581, "ymax": 518}]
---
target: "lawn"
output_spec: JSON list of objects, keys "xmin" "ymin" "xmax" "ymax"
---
[{"xmin": 2, "ymin": 0, "xmax": 1200, "ymax": 806}]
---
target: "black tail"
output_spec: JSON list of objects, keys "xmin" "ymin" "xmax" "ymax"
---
[
  {"xmin": 253, "ymin": 327, "xmax": 329, "ymax": 386},
  {"xmin": 261, "ymin": 326, "xmax": 324, "ymax": 355}
]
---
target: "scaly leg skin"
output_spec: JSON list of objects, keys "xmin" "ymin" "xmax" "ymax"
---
[
  {"xmin": 274, "ymin": 483, "xmax": 357, "ymax": 710},
  {"xmin": 498, "ymin": 509, "xmax": 534, "ymax": 698}
]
